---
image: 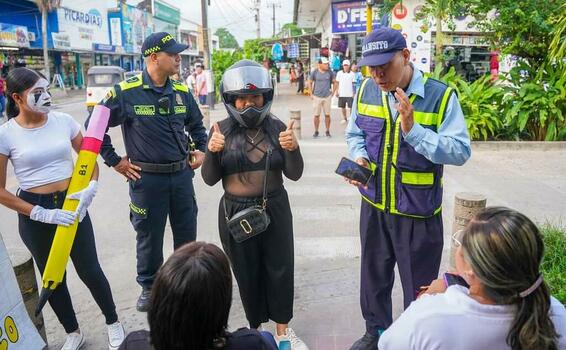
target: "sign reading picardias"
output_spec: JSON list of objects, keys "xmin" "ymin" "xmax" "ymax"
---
[{"xmin": 0, "ymin": 235, "xmax": 45, "ymax": 350}]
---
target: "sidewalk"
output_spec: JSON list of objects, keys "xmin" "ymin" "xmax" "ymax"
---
[{"xmin": 51, "ymin": 88, "xmax": 85, "ymax": 106}]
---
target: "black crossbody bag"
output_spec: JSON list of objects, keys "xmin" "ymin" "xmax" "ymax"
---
[{"xmin": 223, "ymin": 147, "xmax": 272, "ymax": 243}]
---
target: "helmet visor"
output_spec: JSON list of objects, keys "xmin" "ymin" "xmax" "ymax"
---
[{"xmin": 222, "ymin": 65, "xmax": 273, "ymax": 94}]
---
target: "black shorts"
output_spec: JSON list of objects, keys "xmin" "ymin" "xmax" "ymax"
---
[{"xmin": 338, "ymin": 97, "xmax": 354, "ymax": 108}]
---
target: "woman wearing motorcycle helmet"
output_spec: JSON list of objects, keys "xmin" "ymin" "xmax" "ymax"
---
[{"xmin": 202, "ymin": 60, "xmax": 308, "ymax": 350}]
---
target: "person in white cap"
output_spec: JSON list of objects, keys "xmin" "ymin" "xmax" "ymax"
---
[
  {"xmin": 335, "ymin": 59, "xmax": 355, "ymax": 124},
  {"xmin": 308, "ymin": 57, "xmax": 336, "ymax": 137}
]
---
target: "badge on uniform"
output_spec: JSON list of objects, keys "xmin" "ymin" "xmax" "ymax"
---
[{"xmin": 176, "ymin": 93, "xmax": 183, "ymax": 105}]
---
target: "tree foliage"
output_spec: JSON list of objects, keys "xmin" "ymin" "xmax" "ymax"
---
[
  {"xmin": 214, "ymin": 27, "xmax": 240, "ymax": 49},
  {"xmin": 279, "ymin": 23, "xmax": 303, "ymax": 37},
  {"xmin": 242, "ymin": 39, "xmax": 269, "ymax": 63},
  {"xmin": 467, "ymin": 0, "xmax": 560, "ymax": 65}
]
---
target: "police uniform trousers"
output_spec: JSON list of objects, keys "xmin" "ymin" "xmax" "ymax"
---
[
  {"xmin": 129, "ymin": 166, "xmax": 198, "ymax": 289},
  {"xmin": 359, "ymin": 200, "xmax": 443, "ymax": 334},
  {"xmin": 219, "ymin": 189, "xmax": 294, "ymax": 328}
]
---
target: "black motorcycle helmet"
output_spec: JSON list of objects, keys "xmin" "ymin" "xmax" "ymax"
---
[{"xmin": 220, "ymin": 59, "xmax": 274, "ymax": 128}]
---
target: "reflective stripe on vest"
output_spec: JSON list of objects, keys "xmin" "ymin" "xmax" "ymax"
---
[{"xmin": 356, "ymin": 76, "xmax": 452, "ymax": 218}]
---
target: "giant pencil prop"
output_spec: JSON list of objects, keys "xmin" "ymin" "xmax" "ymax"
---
[{"xmin": 35, "ymin": 105, "xmax": 110, "ymax": 316}]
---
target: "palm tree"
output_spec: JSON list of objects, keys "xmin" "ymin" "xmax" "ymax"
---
[{"xmin": 34, "ymin": 0, "xmax": 61, "ymax": 81}]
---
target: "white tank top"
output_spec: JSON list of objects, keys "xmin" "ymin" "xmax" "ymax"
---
[{"xmin": 0, "ymin": 111, "xmax": 81, "ymax": 190}]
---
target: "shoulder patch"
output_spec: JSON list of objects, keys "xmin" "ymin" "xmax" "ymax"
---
[
  {"xmin": 102, "ymin": 87, "xmax": 116, "ymax": 103},
  {"xmin": 119, "ymin": 74, "xmax": 143, "ymax": 91},
  {"xmin": 172, "ymin": 81, "xmax": 188, "ymax": 93}
]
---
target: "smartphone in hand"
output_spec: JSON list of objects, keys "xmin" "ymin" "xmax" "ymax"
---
[
  {"xmin": 443, "ymin": 272, "xmax": 470, "ymax": 288},
  {"xmin": 335, "ymin": 157, "xmax": 372, "ymax": 185}
]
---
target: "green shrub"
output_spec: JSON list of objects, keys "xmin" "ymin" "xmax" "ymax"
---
[
  {"xmin": 502, "ymin": 61, "xmax": 566, "ymax": 141},
  {"xmin": 540, "ymin": 224, "xmax": 566, "ymax": 304},
  {"xmin": 428, "ymin": 66, "xmax": 505, "ymax": 140}
]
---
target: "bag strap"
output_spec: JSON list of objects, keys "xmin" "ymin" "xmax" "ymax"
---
[
  {"xmin": 223, "ymin": 145, "xmax": 272, "ymax": 220},
  {"xmin": 261, "ymin": 146, "xmax": 273, "ymax": 209}
]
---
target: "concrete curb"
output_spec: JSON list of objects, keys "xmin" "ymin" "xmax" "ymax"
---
[{"xmin": 472, "ymin": 141, "xmax": 566, "ymax": 151}]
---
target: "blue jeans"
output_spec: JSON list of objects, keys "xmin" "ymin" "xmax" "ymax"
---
[{"xmin": 198, "ymin": 94, "xmax": 207, "ymax": 105}]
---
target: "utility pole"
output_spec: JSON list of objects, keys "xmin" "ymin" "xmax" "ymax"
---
[
  {"xmin": 268, "ymin": 2, "xmax": 281, "ymax": 37},
  {"xmin": 255, "ymin": 0, "xmax": 261, "ymax": 39},
  {"xmin": 200, "ymin": 0, "xmax": 210, "ymax": 69}
]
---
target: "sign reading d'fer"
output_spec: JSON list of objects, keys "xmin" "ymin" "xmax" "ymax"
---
[
  {"xmin": 331, "ymin": 0, "xmax": 384, "ymax": 34},
  {"xmin": 0, "ymin": 236, "xmax": 45, "ymax": 350}
]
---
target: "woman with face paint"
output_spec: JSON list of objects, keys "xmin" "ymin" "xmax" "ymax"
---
[
  {"xmin": 0, "ymin": 68, "xmax": 125, "ymax": 350},
  {"xmin": 202, "ymin": 60, "xmax": 308, "ymax": 350}
]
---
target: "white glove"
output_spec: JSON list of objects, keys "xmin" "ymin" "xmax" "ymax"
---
[
  {"xmin": 30, "ymin": 205, "xmax": 77, "ymax": 226},
  {"xmin": 67, "ymin": 180, "xmax": 98, "ymax": 222}
]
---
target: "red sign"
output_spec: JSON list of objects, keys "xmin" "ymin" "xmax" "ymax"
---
[{"xmin": 393, "ymin": 3, "xmax": 408, "ymax": 20}]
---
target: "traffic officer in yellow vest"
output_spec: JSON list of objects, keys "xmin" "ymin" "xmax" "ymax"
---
[
  {"xmin": 345, "ymin": 27, "xmax": 471, "ymax": 350},
  {"xmin": 85, "ymin": 32, "xmax": 207, "ymax": 312}
]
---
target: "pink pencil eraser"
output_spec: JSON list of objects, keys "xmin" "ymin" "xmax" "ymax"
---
[{"xmin": 85, "ymin": 105, "xmax": 111, "ymax": 141}]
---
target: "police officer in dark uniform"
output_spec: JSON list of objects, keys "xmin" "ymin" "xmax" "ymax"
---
[{"xmin": 86, "ymin": 32, "xmax": 207, "ymax": 312}]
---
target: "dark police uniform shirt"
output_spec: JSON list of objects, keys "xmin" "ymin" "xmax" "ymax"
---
[{"xmin": 90, "ymin": 69, "xmax": 207, "ymax": 167}]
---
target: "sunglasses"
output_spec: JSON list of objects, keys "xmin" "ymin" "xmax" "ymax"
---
[{"xmin": 451, "ymin": 229, "xmax": 464, "ymax": 248}]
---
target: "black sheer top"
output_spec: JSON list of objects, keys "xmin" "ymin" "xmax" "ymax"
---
[{"xmin": 202, "ymin": 116, "xmax": 304, "ymax": 197}]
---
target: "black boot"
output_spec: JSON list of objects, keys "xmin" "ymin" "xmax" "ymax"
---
[
  {"xmin": 349, "ymin": 331, "xmax": 379, "ymax": 350},
  {"xmin": 136, "ymin": 289, "xmax": 151, "ymax": 312}
]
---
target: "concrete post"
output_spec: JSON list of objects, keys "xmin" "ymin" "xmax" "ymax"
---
[
  {"xmin": 200, "ymin": 105, "xmax": 210, "ymax": 130},
  {"xmin": 9, "ymin": 248, "xmax": 47, "ymax": 344},
  {"xmin": 289, "ymin": 109, "xmax": 301, "ymax": 139},
  {"xmin": 450, "ymin": 192, "xmax": 487, "ymax": 268}
]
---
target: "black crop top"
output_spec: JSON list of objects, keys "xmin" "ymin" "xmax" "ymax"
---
[{"xmin": 202, "ymin": 116, "xmax": 304, "ymax": 197}]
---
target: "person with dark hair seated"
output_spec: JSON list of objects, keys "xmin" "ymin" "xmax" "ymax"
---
[
  {"xmin": 119, "ymin": 241, "xmax": 278, "ymax": 350},
  {"xmin": 378, "ymin": 207, "xmax": 566, "ymax": 350}
]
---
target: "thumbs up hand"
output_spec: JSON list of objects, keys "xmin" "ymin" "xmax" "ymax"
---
[
  {"xmin": 279, "ymin": 120, "xmax": 298, "ymax": 151},
  {"xmin": 208, "ymin": 122, "xmax": 225, "ymax": 153}
]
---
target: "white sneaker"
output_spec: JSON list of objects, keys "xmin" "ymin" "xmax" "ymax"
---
[
  {"xmin": 275, "ymin": 328, "xmax": 309, "ymax": 350},
  {"xmin": 61, "ymin": 331, "xmax": 84, "ymax": 350},
  {"xmin": 107, "ymin": 321, "xmax": 125, "ymax": 350}
]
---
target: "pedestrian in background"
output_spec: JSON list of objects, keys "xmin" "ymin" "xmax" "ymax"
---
[
  {"xmin": 195, "ymin": 63, "xmax": 208, "ymax": 105},
  {"xmin": 308, "ymin": 57, "xmax": 336, "ymax": 138},
  {"xmin": 335, "ymin": 59, "xmax": 355, "ymax": 125}
]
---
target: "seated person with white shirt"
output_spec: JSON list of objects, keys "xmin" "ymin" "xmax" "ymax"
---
[{"xmin": 379, "ymin": 206, "xmax": 566, "ymax": 350}]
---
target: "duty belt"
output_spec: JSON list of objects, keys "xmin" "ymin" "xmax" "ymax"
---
[{"xmin": 132, "ymin": 160, "xmax": 186, "ymax": 174}]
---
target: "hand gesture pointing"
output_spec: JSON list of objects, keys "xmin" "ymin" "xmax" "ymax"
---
[
  {"xmin": 279, "ymin": 120, "xmax": 298, "ymax": 151},
  {"xmin": 208, "ymin": 122, "xmax": 225, "ymax": 153}
]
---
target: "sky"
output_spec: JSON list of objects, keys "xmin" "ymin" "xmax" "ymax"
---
[{"xmin": 117, "ymin": 0, "xmax": 294, "ymax": 45}]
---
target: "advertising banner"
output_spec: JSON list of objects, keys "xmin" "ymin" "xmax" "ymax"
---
[
  {"xmin": 390, "ymin": 0, "xmax": 432, "ymax": 72},
  {"xmin": 0, "ymin": 23, "xmax": 30, "ymax": 48}
]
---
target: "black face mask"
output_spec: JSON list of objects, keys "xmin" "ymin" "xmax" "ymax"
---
[{"xmin": 240, "ymin": 106, "xmax": 264, "ymax": 128}]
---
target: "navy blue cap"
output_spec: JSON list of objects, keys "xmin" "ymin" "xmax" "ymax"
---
[
  {"xmin": 358, "ymin": 27, "xmax": 407, "ymax": 67},
  {"xmin": 141, "ymin": 32, "xmax": 188, "ymax": 57}
]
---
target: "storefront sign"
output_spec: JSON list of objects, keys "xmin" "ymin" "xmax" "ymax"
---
[
  {"xmin": 0, "ymin": 236, "xmax": 46, "ymax": 350},
  {"xmin": 52, "ymin": 32, "xmax": 71, "ymax": 50},
  {"xmin": 93, "ymin": 43, "xmax": 116, "ymax": 53},
  {"xmin": 0, "ymin": 23, "xmax": 30, "ymax": 48},
  {"xmin": 57, "ymin": 4, "xmax": 109, "ymax": 51},
  {"xmin": 154, "ymin": 0, "xmax": 180, "ymax": 25},
  {"xmin": 61, "ymin": 7, "xmax": 103, "ymax": 28},
  {"xmin": 331, "ymin": 1, "xmax": 384, "ymax": 34}
]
